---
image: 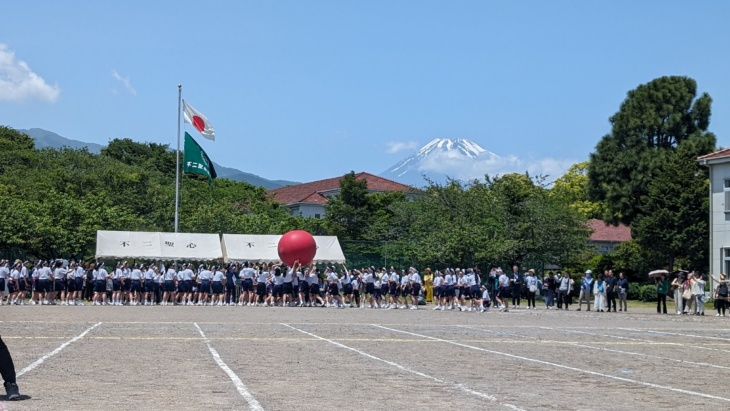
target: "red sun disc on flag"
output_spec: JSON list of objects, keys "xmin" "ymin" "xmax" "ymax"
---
[{"xmin": 192, "ymin": 116, "xmax": 206, "ymax": 132}]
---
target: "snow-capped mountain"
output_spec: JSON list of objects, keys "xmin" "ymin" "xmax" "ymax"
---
[{"xmin": 381, "ymin": 138, "xmax": 505, "ymax": 187}]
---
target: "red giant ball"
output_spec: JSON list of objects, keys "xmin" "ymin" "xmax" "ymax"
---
[{"xmin": 277, "ymin": 230, "xmax": 317, "ymax": 266}]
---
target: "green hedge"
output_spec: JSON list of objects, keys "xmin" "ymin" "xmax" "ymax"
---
[{"xmin": 639, "ymin": 284, "xmax": 658, "ymax": 302}]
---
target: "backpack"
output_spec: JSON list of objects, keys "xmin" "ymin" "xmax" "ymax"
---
[{"xmin": 719, "ymin": 283, "xmax": 728, "ymax": 297}]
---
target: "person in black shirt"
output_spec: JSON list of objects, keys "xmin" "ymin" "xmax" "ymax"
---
[
  {"xmin": 509, "ymin": 265, "xmax": 523, "ymax": 309},
  {"xmin": 605, "ymin": 269, "xmax": 618, "ymax": 312},
  {"xmin": 0, "ymin": 335, "xmax": 20, "ymax": 400}
]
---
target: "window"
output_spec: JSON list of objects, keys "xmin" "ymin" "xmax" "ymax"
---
[
  {"xmin": 725, "ymin": 180, "xmax": 730, "ymax": 212},
  {"xmin": 314, "ymin": 214, "xmax": 321, "ymax": 219},
  {"xmin": 724, "ymin": 248, "xmax": 730, "ymax": 275}
]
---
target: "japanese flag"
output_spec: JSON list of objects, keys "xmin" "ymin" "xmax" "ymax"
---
[{"xmin": 182, "ymin": 99, "xmax": 215, "ymax": 141}]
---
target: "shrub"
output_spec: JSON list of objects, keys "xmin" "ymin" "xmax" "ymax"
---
[{"xmin": 639, "ymin": 284, "xmax": 657, "ymax": 302}]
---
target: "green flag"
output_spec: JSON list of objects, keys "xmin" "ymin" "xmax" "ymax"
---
[{"xmin": 183, "ymin": 132, "xmax": 217, "ymax": 186}]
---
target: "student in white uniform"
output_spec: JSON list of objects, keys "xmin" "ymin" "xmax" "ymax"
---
[
  {"xmin": 112, "ymin": 263, "xmax": 123, "ymax": 306},
  {"xmin": 68, "ymin": 262, "xmax": 84, "ymax": 306},
  {"xmin": 399, "ymin": 270, "xmax": 411, "ymax": 309},
  {"xmin": 238, "ymin": 262, "xmax": 255, "ymax": 306},
  {"xmin": 341, "ymin": 265, "xmax": 353, "ymax": 307},
  {"xmin": 7, "ymin": 263, "xmax": 21, "ymax": 305},
  {"xmin": 432, "ymin": 272, "xmax": 444, "ymax": 310},
  {"xmin": 307, "ymin": 264, "xmax": 324, "ymax": 307},
  {"xmin": 197, "ymin": 265, "xmax": 213, "ymax": 306},
  {"xmin": 282, "ymin": 261, "xmax": 298, "ymax": 307},
  {"xmin": 142, "ymin": 265, "xmax": 157, "ymax": 305},
  {"xmin": 162, "ymin": 264, "xmax": 177, "ymax": 306},
  {"xmin": 211, "ymin": 265, "xmax": 225, "ymax": 306},
  {"xmin": 363, "ymin": 269, "xmax": 376, "ymax": 308},
  {"xmin": 325, "ymin": 267, "xmax": 343, "ymax": 308},
  {"xmin": 268, "ymin": 264, "xmax": 284, "ymax": 307},
  {"xmin": 296, "ymin": 264, "xmax": 309, "ymax": 307},
  {"xmin": 128, "ymin": 264, "xmax": 143, "ymax": 305},
  {"xmin": 387, "ymin": 268, "xmax": 399, "ymax": 309},
  {"xmin": 254, "ymin": 264, "xmax": 270, "ymax": 306},
  {"xmin": 93, "ymin": 262, "xmax": 110, "ymax": 305},
  {"xmin": 0, "ymin": 261, "xmax": 7, "ymax": 305},
  {"xmin": 37, "ymin": 261, "xmax": 53, "ymax": 305},
  {"xmin": 409, "ymin": 267, "xmax": 422, "ymax": 310}
]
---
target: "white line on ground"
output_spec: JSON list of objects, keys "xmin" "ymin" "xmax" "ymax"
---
[
  {"xmin": 618, "ymin": 327, "xmax": 730, "ymax": 342},
  {"xmin": 194, "ymin": 323, "xmax": 264, "ymax": 411},
  {"xmin": 543, "ymin": 326, "xmax": 730, "ymax": 355},
  {"xmin": 17, "ymin": 322, "xmax": 102, "ymax": 377},
  {"xmin": 374, "ymin": 324, "xmax": 730, "ymax": 404},
  {"xmin": 281, "ymin": 323, "xmax": 525, "ymax": 411},
  {"xmin": 460, "ymin": 325, "xmax": 730, "ymax": 373}
]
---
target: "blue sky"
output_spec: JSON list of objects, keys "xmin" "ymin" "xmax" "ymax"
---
[{"xmin": 2, "ymin": 1, "xmax": 729, "ymax": 182}]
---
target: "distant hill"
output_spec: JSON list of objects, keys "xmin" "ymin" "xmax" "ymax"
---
[{"xmin": 17, "ymin": 128, "xmax": 298, "ymax": 189}]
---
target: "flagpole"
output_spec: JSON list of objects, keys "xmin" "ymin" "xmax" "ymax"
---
[{"xmin": 174, "ymin": 84, "xmax": 182, "ymax": 233}]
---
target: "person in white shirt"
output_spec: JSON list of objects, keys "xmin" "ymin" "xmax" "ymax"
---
[
  {"xmin": 282, "ymin": 261, "xmax": 298, "ymax": 307},
  {"xmin": 128, "ymin": 265, "xmax": 143, "ymax": 305},
  {"xmin": 408, "ymin": 267, "xmax": 422, "ymax": 309},
  {"xmin": 497, "ymin": 270, "xmax": 510, "ymax": 312},
  {"xmin": 325, "ymin": 266, "xmax": 343, "ymax": 308},
  {"xmin": 93, "ymin": 262, "xmax": 110, "ymax": 305},
  {"xmin": 306, "ymin": 264, "xmax": 324, "ymax": 307},
  {"xmin": 432, "ymin": 272, "xmax": 444, "ymax": 310},
  {"xmin": 197, "ymin": 265, "xmax": 213, "ymax": 306},
  {"xmin": 162, "ymin": 264, "xmax": 177, "ymax": 306},
  {"xmin": 239, "ymin": 262, "xmax": 256, "ymax": 306},
  {"xmin": 142, "ymin": 265, "xmax": 157, "ymax": 306},
  {"xmin": 111, "ymin": 263, "xmax": 124, "ymax": 306},
  {"xmin": 340, "ymin": 265, "xmax": 354, "ymax": 307},
  {"xmin": 67, "ymin": 262, "xmax": 84, "ymax": 306},
  {"xmin": 0, "ymin": 261, "xmax": 7, "ymax": 306},
  {"xmin": 210, "ymin": 265, "xmax": 226, "ymax": 306},
  {"xmin": 363, "ymin": 268, "xmax": 376, "ymax": 308},
  {"xmin": 481, "ymin": 285, "xmax": 491, "ymax": 312},
  {"xmin": 387, "ymin": 268, "xmax": 399, "ymax": 309},
  {"xmin": 7, "ymin": 263, "xmax": 21, "ymax": 305},
  {"xmin": 296, "ymin": 263, "xmax": 309, "ymax": 307},
  {"xmin": 254, "ymin": 264, "xmax": 270, "ymax": 306}
]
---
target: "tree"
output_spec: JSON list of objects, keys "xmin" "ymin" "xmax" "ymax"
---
[
  {"xmin": 324, "ymin": 172, "xmax": 370, "ymax": 239},
  {"xmin": 632, "ymin": 137, "xmax": 714, "ymax": 271},
  {"xmin": 587, "ymin": 76, "xmax": 714, "ymax": 226},
  {"xmin": 549, "ymin": 162, "xmax": 604, "ymax": 218}
]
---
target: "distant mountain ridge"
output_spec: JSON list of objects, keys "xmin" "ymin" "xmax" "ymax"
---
[{"xmin": 17, "ymin": 128, "xmax": 298, "ymax": 189}]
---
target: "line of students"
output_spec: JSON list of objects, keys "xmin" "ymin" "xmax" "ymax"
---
[{"xmin": 0, "ymin": 259, "xmax": 433, "ymax": 309}]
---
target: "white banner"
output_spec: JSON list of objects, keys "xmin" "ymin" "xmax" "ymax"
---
[
  {"xmin": 96, "ymin": 231, "xmax": 223, "ymax": 260},
  {"xmin": 221, "ymin": 234, "xmax": 346, "ymax": 263}
]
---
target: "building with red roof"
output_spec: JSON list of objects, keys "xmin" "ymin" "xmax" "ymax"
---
[
  {"xmin": 587, "ymin": 219, "xmax": 632, "ymax": 254},
  {"xmin": 268, "ymin": 172, "xmax": 418, "ymax": 218}
]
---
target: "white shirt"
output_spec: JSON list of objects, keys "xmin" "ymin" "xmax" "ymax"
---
[
  {"xmin": 364, "ymin": 273, "xmax": 374, "ymax": 283},
  {"xmin": 144, "ymin": 269, "xmax": 156, "ymax": 280},
  {"xmin": 95, "ymin": 268, "xmax": 109, "ymax": 281},
  {"xmin": 212, "ymin": 270, "xmax": 225, "ymax": 282},
  {"xmin": 433, "ymin": 276, "xmax": 443, "ymax": 287},
  {"xmin": 273, "ymin": 272, "xmax": 284, "ymax": 285},
  {"xmin": 240, "ymin": 267, "xmax": 255, "ymax": 280},
  {"xmin": 410, "ymin": 272, "xmax": 422, "ymax": 285},
  {"xmin": 0, "ymin": 266, "xmax": 9, "ymax": 279},
  {"xmin": 283, "ymin": 269, "xmax": 293, "ymax": 283},
  {"xmin": 307, "ymin": 271, "xmax": 319, "ymax": 285},
  {"xmin": 53, "ymin": 267, "xmax": 67, "ymax": 280},
  {"xmin": 38, "ymin": 266, "xmax": 52, "ymax": 280},
  {"xmin": 498, "ymin": 274, "xmax": 509, "ymax": 288},
  {"xmin": 130, "ymin": 269, "xmax": 142, "ymax": 280},
  {"xmin": 400, "ymin": 275, "xmax": 409, "ymax": 287},
  {"xmin": 199, "ymin": 270, "xmax": 213, "ymax": 281},
  {"xmin": 444, "ymin": 274, "xmax": 455, "ymax": 286},
  {"xmin": 73, "ymin": 267, "xmax": 85, "ymax": 279},
  {"xmin": 164, "ymin": 268, "xmax": 176, "ymax": 281}
]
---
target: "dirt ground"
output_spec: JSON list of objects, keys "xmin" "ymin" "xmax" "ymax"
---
[{"xmin": 1, "ymin": 303, "xmax": 729, "ymax": 410}]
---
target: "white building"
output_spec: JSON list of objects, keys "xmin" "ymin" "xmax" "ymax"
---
[{"xmin": 698, "ymin": 148, "xmax": 730, "ymax": 284}]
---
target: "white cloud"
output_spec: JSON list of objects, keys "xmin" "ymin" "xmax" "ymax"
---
[
  {"xmin": 0, "ymin": 43, "xmax": 60, "ymax": 102},
  {"xmin": 111, "ymin": 70, "xmax": 136, "ymax": 95},
  {"xmin": 386, "ymin": 141, "xmax": 418, "ymax": 154}
]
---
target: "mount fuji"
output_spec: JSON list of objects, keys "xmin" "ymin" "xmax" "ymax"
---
[{"xmin": 381, "ymin": 138, "xmax": 513, "ymax": 187}]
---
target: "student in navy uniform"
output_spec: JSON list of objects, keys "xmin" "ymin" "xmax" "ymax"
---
[
  {"xmin": 224, "ymin": 263, "xmax": 238, "ymax": 306},
  {"xmin": 307, "ymin": 264, "xmax": 324, "ymax": 307},
  {"xmin": 128, "ymin": 264, "xmax": 143, "ymax": 305},
  {"xmin": 282, "ymin": 261, "xmax": 298, "ymax": 307},
  {"xmin": 341, "ymin": 265, "xmax": 354, "ymax": 307},
  {"xmin": 0, "ymin": 334, "xmax": 20, "ymax": 400}
]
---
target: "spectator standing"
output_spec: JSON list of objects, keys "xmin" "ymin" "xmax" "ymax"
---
[
  {"xmin": 714, "ymin": 274, "xmax": 728, "ymax": 316},
  {"xmin": 524, "ymin": 269, "xmax": 539, "ymax": 310},
  {"xmin": 605, "ymin": 269, "xmax": 618, "ymax": 312},
  {"xmin": 655, "ymin": 274, "xmax": 668, "ymax": 314},
  {"xmin": 691, "ymin": 272, "xmax": 705, "ymax": 316},
  {"xmin": 577, "ymin": 271, "xmax": 593, "ymax": 311}
]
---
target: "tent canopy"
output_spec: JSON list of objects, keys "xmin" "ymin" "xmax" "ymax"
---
[
  {"xmin": 96, "ymin": 230, "xmax": 223, "ymax": 260},
  {"xmin": 221, "ymin": 234, "xmax": 346, "ymax": 263}
]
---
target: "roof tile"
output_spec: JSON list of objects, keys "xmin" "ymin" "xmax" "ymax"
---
[
  {"xmin": 587, "ymin": 219, "xmax": 632, "ymax": 242},
  {"xmin": 268, "ymin": 172, "xmax": 416, "ymax": 205}
]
